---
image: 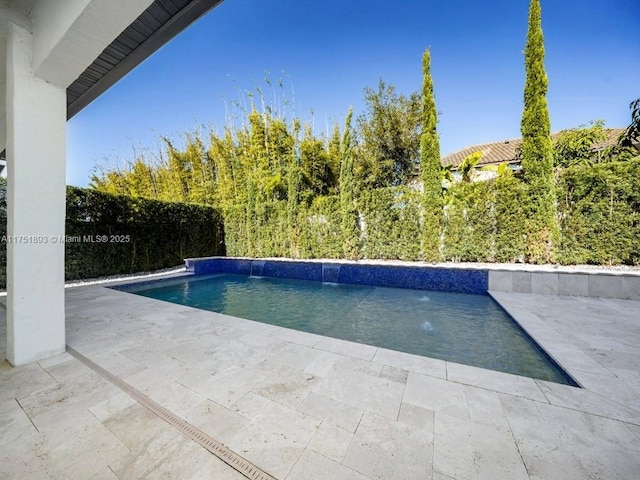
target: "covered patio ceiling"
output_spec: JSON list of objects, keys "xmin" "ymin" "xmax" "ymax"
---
[{"xmin": 67, "ymin": 0, "xmax": 224, "ymax": 119}]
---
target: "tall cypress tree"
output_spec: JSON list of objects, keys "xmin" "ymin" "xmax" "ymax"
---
[
  {"xmin": 420, "ymin": 48, "xmax": 442, "ymax": 261},
  {"xmin": 287, "ymin": 119, "xmax": 301, "ymax": 258},
  {"xmin": 521, "ymin": 0, "xmax": 558, "ymax": 263},
  {"xmin": 340, "ymin": 108, "xmax": 359, "ymax": 259}
]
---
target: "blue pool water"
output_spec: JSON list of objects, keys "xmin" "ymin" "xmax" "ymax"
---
[{"xmin": 118, "ymin": 273, "xmax": 576, "ymax": 385}]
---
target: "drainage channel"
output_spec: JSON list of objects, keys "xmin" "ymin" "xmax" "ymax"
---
[{"xmin": 66, "ymin": 346, "xmax": 277, "ymax": 480}]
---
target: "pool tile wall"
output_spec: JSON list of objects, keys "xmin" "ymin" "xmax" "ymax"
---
[
  {"xmin": 185, "ymin": 257, "xmax": 639, "ymax": 300},
  {"xmin": 185, "ymin": 257, "xmax": 488, "ymax": 295},
  {"xmin": 336, "ymin": 264, "xmax": 487, "ymax": 294}
]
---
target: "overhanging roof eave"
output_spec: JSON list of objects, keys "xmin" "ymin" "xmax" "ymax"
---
[{"xmin": 66, "ymin": 0, "xmax": 224, "ymax": 120}]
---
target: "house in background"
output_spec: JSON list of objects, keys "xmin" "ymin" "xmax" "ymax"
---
[{"xmin": 441, "ymin": 127, "xmax": 629, "ymax": 183}]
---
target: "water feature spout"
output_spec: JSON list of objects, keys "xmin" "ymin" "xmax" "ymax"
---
[
  {"xmin": 250, "ymin": 260, "xmax": 265, "ymax": 277},
  {"xmin": 322, "ymin": 264, "xmax": 341, "ymax": 284}
]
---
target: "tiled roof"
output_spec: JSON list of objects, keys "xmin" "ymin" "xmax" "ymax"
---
[
  {"xmin": 441, "ymin": 138, "xmax": 522, "ymax": 168},
  {"xmin": 591, "ymin": 128, "xmax": 626, "ymax": 151},
  {"xmin": 442, "ymin": 128, "xmax": 627, "ymax": 169}
]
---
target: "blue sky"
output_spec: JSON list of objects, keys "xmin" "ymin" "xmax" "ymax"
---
[{"xmin": 66, "ymin": 0, "xmax": 640, "ymax": 186}]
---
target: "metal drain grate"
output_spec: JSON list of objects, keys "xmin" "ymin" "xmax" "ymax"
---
[{"xmin": 67, "ymin": 346, "xmax": 277, "ymax": 480}]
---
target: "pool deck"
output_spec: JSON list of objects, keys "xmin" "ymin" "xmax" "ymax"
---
[{"xmin": 1, "ymin": 279, "xmax": 639, "ymax": 479}]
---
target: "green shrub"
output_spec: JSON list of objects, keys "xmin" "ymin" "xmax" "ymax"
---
[
  {"xmin": 558, "ymin": 159, "xmax": 640, "ymax": 265},
  {"xmin": 253, "ymin": 201, "xmax": 289, "ymax": 258},
  {"xmin": 221, "ymin": 204, "xmax": 247, "ymax": 257},
  {"xmin": 495, "ymin": 174, "xmax": 528, "ymax": 262},
  {"xmin": 442, "ymin": 181, "xmax": 495, "ymax": 262},
  {"xmin": 298, "ymin": 196, "xmax": 343, "ymax": 259},
  {"xmin": 0, "ymin": 185, "xmax": 224, "ymax": 288},
  {"xmin": 360, "ymin": 187, "xmax": 421, "ymax": 260},
  {"xmin": 221, "ymin": 159, "xmax": 640, "ymax": 266},
  {"xmin": 65, "ymin": 187, "xmax": 225, "ymax": 279}
]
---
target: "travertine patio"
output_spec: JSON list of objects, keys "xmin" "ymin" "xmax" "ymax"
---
[{"xmin": 1, "ymin": 276, "xmax": 639, "ymax": 479}]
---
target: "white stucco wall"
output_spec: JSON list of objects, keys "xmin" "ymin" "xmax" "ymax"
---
[
  {"xmin": 5, "ymin": 22, "xmax": 67, "ymax": 365},
  {"xmin": 2, "ymin": 0, "xmax": 155, "ymax": 365}
]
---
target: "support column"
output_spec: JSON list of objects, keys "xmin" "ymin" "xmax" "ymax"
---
[{"xmin": 5, "ymin": 22, "xmax": 66, "ymax": 366}]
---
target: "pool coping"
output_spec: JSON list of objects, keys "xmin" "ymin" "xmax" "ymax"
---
[{"xmin": 488, "ymin": 290, "xmax": 582, "ymax": 388}]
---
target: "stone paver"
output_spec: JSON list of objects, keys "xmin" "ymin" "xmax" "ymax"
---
[
  {"xmin": 286, "ymin": 450, "xmax": 369, "ymax": 480},
  {"xmin": 500, "ymin": 394, "xmax": 640, "ymax": 480},
  {"xmin": 1, "ymin": 280, "xmax": 640, "ymax": 479},
  {"xmin": 433, "ymin": 412, "xmax": 529, "ymax": 480},
  {"xmin": 343, "ymin": 411, "xmax": 433, "ymax": 479},
  {"xmin": 306, "ymin": 421, "xmax": 353, "ymax": 462}
]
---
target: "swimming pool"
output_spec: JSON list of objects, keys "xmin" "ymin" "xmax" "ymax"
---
[{"xmin": 116, "ymin": 273, "xmax": 577, "ymax": 385}]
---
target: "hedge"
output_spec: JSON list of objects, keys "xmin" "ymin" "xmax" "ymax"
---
[
  {"xmin": 224, "ymin": 196, "xmax": 344, "ymax": 259},
  {"xmin": 0, "ymin": 185, "xmax": 224, "ymax": 288},
  {"xmin": 442, "ymin": 181, "xmax": 496, "ymax": 262},
  {"xmin": 494, "ymin": 174, "xmax": 528, "ymax": 263},
  {"xmin": 3, "ymin": 158, "xmax": 635, "ymax": 289},
  {"xmin": 298, "ymin": 196, "xmax": 343, "ymax": 259},
  {"xmin": 222, "ymin": 158, "xmax": 640, "ymax": 266},
  {"xmin": 557, "ymin": 160, "xmax": 640, "ymax": 265},
  {"xmin": 360, "ymin": 187, "xmax": 421, "ymax": 260}
]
